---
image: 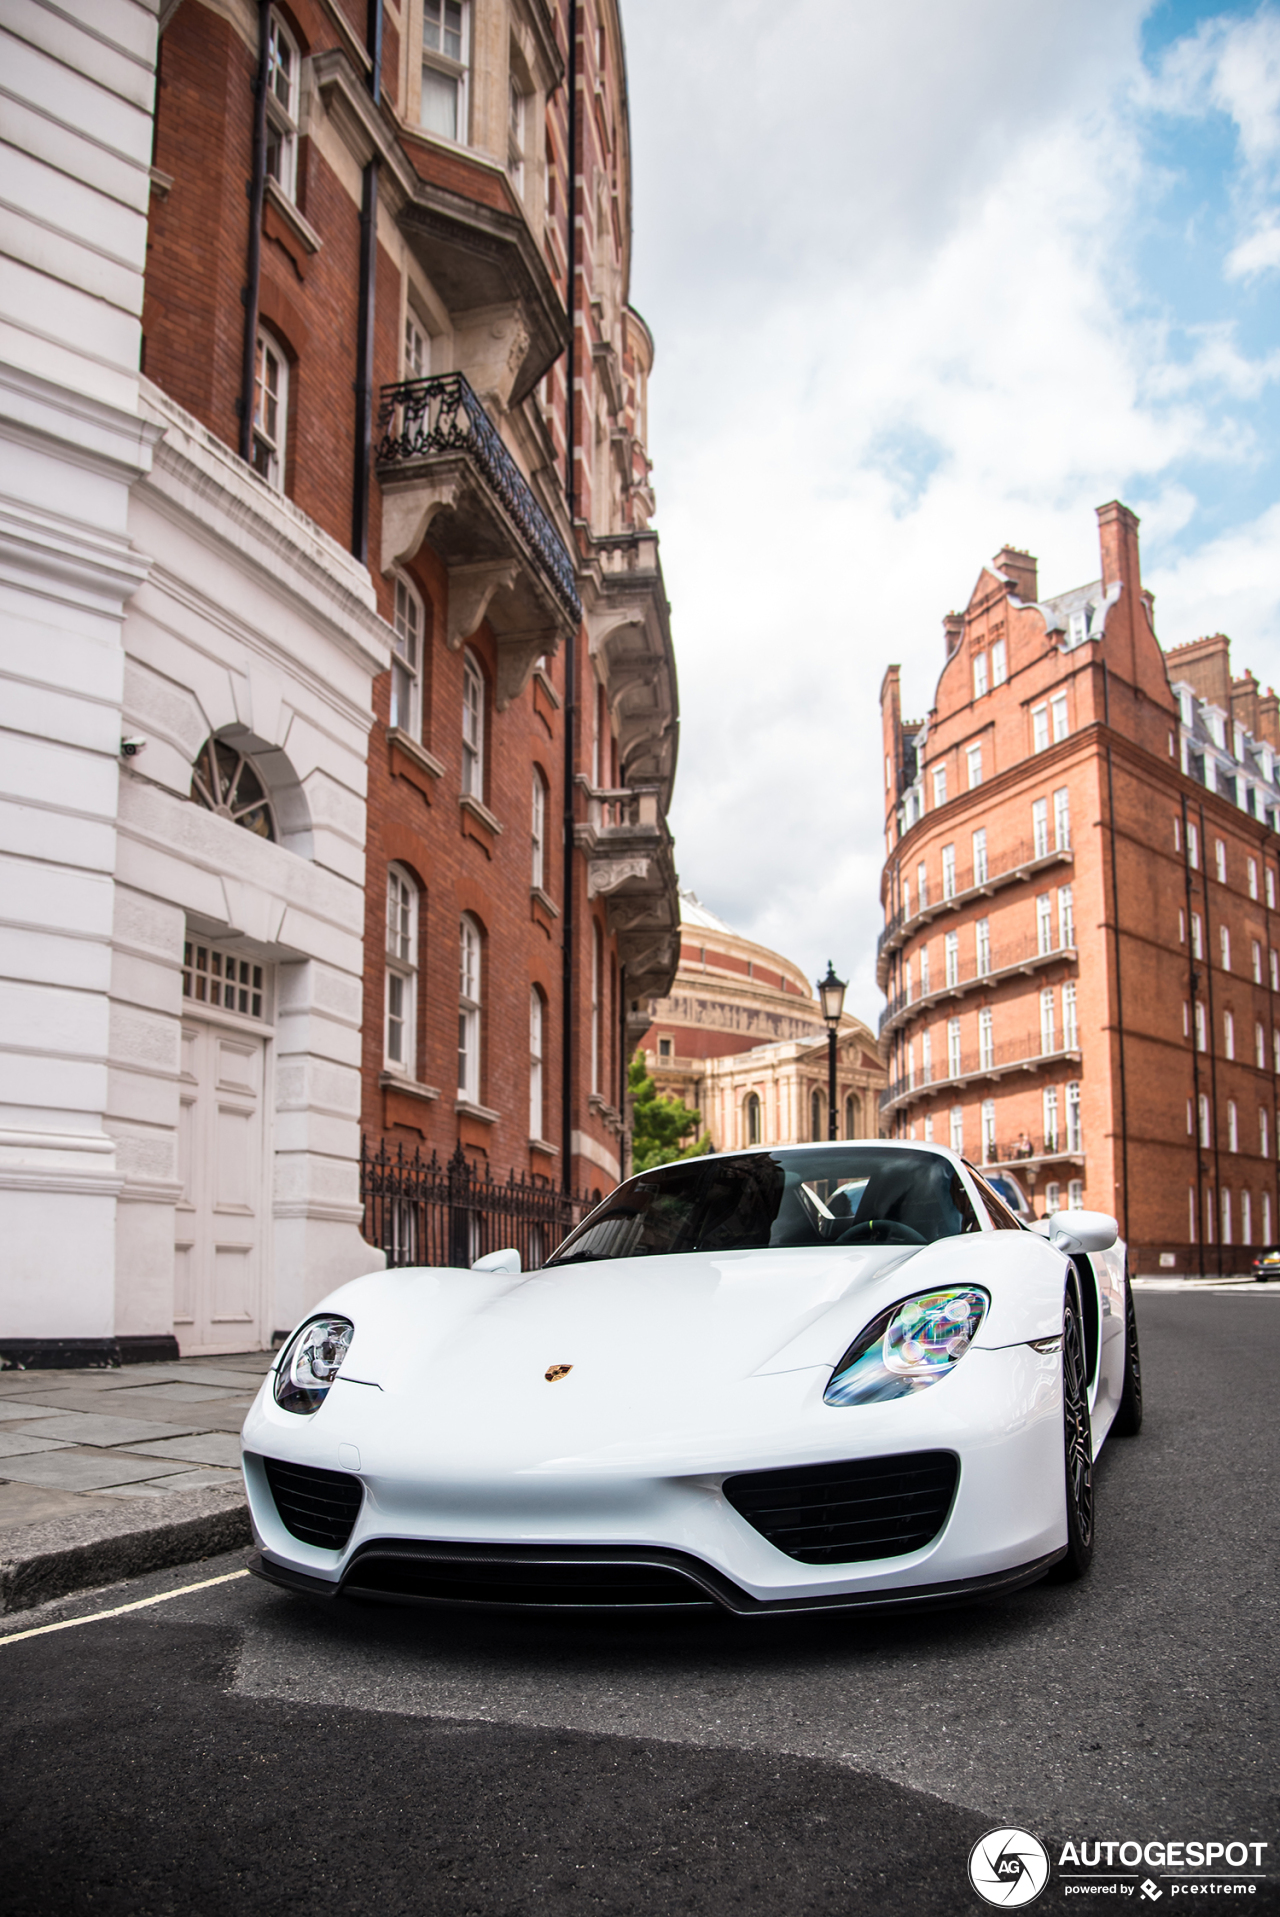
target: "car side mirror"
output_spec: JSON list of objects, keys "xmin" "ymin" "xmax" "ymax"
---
[
  {"xmin": 1048, "ymin": 1210, "xmax": 1118, "ymax": 1255},
  {"xmin": 471, "ymin": 1247, "xmax": 521, "ymax": 1274}
]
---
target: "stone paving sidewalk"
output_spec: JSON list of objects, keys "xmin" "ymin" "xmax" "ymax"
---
[{"xmin": 0, "ymin": 1350, "xmax": 270, "ymax": 1535}]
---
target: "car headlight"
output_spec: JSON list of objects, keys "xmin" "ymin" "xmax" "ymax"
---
[
  {"xmin": 273, "ymin": 1316, "xmax": 354, "ymax": 1415},
  {"xmin": 824, "ymin": 1288, "xmax": 988, "ymax": 1407}
]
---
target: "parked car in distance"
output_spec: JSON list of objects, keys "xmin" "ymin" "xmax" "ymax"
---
[{"xmin": 1251, "ymin": 1247, "xmax": 1280, "ymax": 1281}]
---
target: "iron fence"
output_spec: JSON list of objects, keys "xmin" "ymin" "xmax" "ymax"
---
[{"xmin": 360, "ymin": 1137, "xmax": 596, "ymax": 1270}]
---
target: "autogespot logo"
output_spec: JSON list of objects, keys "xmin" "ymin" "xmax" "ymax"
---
[{"xmin": 969, "ymin": 1828, "xmax": 1052, "ymax": 1907}]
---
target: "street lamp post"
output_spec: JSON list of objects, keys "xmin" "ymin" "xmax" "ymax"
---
[{"xmin": 817, "ymin": 961, "xmax": 847, "ymax": 1142}]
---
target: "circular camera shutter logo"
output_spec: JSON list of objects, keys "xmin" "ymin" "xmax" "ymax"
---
[{"xmin": 968, "ymin": 1828, "xmax": 1051, "ymax": 1907}]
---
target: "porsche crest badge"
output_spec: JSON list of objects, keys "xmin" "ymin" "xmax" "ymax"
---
[{"xmin": 544, "ymin": 1364, "xmax": 573, "ymax": 1383}]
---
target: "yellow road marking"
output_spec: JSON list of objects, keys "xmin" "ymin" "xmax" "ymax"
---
[{"xmin": 0, "ymin": 1567, "xmax": 250, "ymax": 1645}]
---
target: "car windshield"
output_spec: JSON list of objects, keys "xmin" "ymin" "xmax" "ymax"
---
[{"xmin": 545, "ymin": 1147, "xmax": 983, "ymax": 1265}]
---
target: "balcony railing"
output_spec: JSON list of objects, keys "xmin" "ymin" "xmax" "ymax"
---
[
  {"xmin": 880, "ymin": 1032, "xmax": 1082, "ymax": 1110},
  {"xmin": 877, "ymin": 835, "xmax": 1073, "ymax": 973},
  {"xmin": 879, "ymin": 937, "xmax": 1077, "ymax": 1035},
  {"xmin": 376, "ymin": 373, "xmax": 582, "ymax": 624},
  {"xmin": 589, "ymin": 786, "xmax": 661, "ymax": 833}
]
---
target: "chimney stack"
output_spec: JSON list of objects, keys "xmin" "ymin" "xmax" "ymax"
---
[
  {"xmin": 942, "ymin": 612, "xmax": 964, "ymax": 658},
  {"xmin": 993, "ymin": 546, "xmax": 1038, "ymax": 604},
  {"xmin": 1165, "ymin": 634, "xmax": 1232, "ymax": 712}
]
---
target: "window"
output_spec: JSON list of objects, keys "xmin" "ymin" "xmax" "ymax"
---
[
  {"xmin": 1063, "ymin": 980, "xmax": 1078, "ymax": 1048},
  {"xmin": 529, "ymin": 988, "xmax": 545, "ymax": 1137},
  {"xmin": 1188, "ymin": 822, "xmax": 1199, "ymax": 869},
  {"xmin": 1068, "ymin": 1178, "xmax": 1084, "ymax": 1210},
  {"xmin": 404, "ymin": 310, "xmax": 430, "ymax": 380},
  {"xmin": 657, "ymin": 1035, "xmax": 673, "ymax": 1060},
  {"xmin": 966, "ymin": 743, "xmax": 983, "ymax": 790},
  {"xmin": 1032, "ymin": 704, "xmax": 1049, "ymax": 752},
  {"xmin": 182, "ymin": 941, "xmax": 265, "ymax": 1019},
  {"xmin": 1196, "ymin": 1001, "xmax": 1207, "ymax": 1051},
  {"xmin": 973, "ymin": 653, "xmax": 988, "ymax": 700},
  {"xmin": 507, "ymin": 70, "xmax": 527, "ymax": 192},
  {"xmin": 531, "ymin": 770, "xmax": 547, "ymax": 890},
  {"xmin": 920, "ymin": 945, "xmax": 931, "ymax": 994},
  {"xmin": 1179, "ymin": 908, "xmax": 1187, "ymax": 944},
  {"xmin": 949, "ymin": 1105, "xmax": 964, "ymax": 1153},
  {"xmin": 941, "ymin": 843, "xmax": 956, "ymax": 899},
  {"xmin": 976, "ymin": 918, "xmax": 991, "ymax": 977},
  {"xmin": 1254, "ymin": 939, "xmax": 1263, "ymax": 984},
  {"xmin": 981, "ymin": 1098, "xmax": 996, "ymax": 1161},
  {"xmin": 1036, "ymin": 893, "xmax": 1053, "ymax": 955},
  {"xmin": 1215, "ymin": 838, "xmax": 1227, "ymax": 884},
  {"xmin": 933, "ymin": 765, "xmax": 948, "ymax": 809},
  {"xmin": 1248, "ymin": 857, "xmax": 1259, "ymax": 900},
  {"xmin": 746, "ymin": 1093, "xmax": 762, "ymax": 1146},
  {"xmin": 1191, "ymin": 912, "xmax": 1203, "ymax": 960},
  {"xmin": 1187, "ymin": 1096, "xmax": 1194, "ymax": 1134},
  {"xmin": 810, "ymin": 1088, "xmax": 824, "ymax": 1141},
  {"xmin": 978, "ymin": 1007, "xmax": 994, "ymax": 1070},
  {"xmin": 972, "ymin": 827, "xmax": 988, "ymax": 884},
  {"xmin": 1045, "ymin": 1180, "xmax": 1061, "ymax": 1213},
  {"xmin": 1225, "ymin": 1009, "xmax": 1235, "ymax": 1060},
  {"xmin": 385, "ymin": 867, "xmax": 418, "ymax": 1071},
  {"xmin": 1058, "ymin": 885, "xmax": 1074, "ymax": 948},
  {"xmin": 458, "ymin": 915, "xmax": 481, "ymax": 1100},
  {"xmin": 1174, "ymin": 815, "xmax": 1182, "ymax": 853},
  {"xmin": 1040, "ymin": 986, "xmax": 1055, "ymax": 1054},
  {"xmin": 265, "ymin": 10, "xmax": 299, "ymax": 200},
  {"xmin": 1220, "ymin": 924, "xmax": 1231, "ymax": 971},
  {"xmin": 902, "ymin": 878, "xmax": 911, "ymax": 920},
  {"xmin": 1272, "ymin": 949, "xmax": 1279, "ymax": 992},
  {"xmin": 991, "ymin": 638, "xmax": 1007, "ymax": 686},
  {"xmin": 945, "ymin": 930, "xmax": 959, "ymax": 987},
  {"xmin": 422, "ymin": 0, "xmax": 470, "ymax": 141},
  {"xmin": 390, "ymin": 577, "xmax": 422, "ymax": 736},
  {"xmin": 923, "ymin": 1114, "xmax": 934, "ymax": 1143},
  {"xmin": 1044, "ymin": 1084, "xmax": 1059, "ymax": 1151},
  {"xmin": 461, "ymin": 648, "xmax": 484, "ymax": 797},
  {"xmin": 1269, "ymin": 868, "xmax": 1277, "ymax": 911},
  {"xmin": 1243, "ymin": 1188, "xmax": 1253, "ymax": 1246},
  {"xmin": 921, "ymin": 1029, "xmax": 932, "ymax": 1081},
  {"xmin": 1184, "ymin": 1001, "xmax": 1191, "ymax": 1039},
  {"xmin": 1199, "ymin": 1093, "xmax": 1211, "ymax": 1147},
  {"xmin": 917, "ymin": 860, "xmax": 928, "ymax": 909},
  {"xmin": 1054, "ymin": 787, "xmax": 1071, "ymax": 850},
  {"xmin": 1258, "ymin": 1021, "xmax": 1267, "ymax": 1070},
  {"xmin": 251, "ymin": 329, "xmax": 287, "ymax": 489},
  {"xmin": 590, "ymin": 921, "xmax": 603, "ymax": 1094},
  {"xmin": 1205, "ymin": 1186, "xmax": 1215, "ymax": 1244},
  {"xmin": 1228, "ymin": 1100, "xmax": 1239, "ymax": 1152},
  {"xmin": 189, "ymin": 737, "xmax": 276, "ymax": 840},
  {"xmin": 1032, "ymin": 798, "xmax": 1049, "ymax": 858},
  {"xmin": 845, "ymin": 1091, "xmax": 858, "ymax": 1138},
  {"xmin": 947, "ymin": 1017, "xmax": 962, "ymax": 1076},
  {"xmin": 1222, "ymin": 1187, "xmax": 1232, "ymax": 1245},
  {"xmin": 1051, "ymin": 693, "xmax": 1069, "ymax": 742},
  {"xmin": 1066, "ymin": 1081, "xmax": 1082, "ymax": 1151}
]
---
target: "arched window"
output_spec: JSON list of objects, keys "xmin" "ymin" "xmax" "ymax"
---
[
  {"xmin": 458, "ymin": 915, "xmax": 481, "ymax": 1101},
  {"xmin": 385, "ymin": 866, "xmax": 418, "ymax": 1071},
  {"xmin": 390, "ymin": 576, "xmax": 423, "ymax": 737},
  {"xmin": 845, "ymin": 1091, "xmax": 859, "ymax": 1139},
  {"xmin": 530, "ymin": 987, "xmax": 545, "ymax": 1139},
  {"xmin": 265, "ymin": 10, "xmax": 300, "ymax": 199},
  {"xmin": 190, "ymin": 737, "xmax": 277, "ymax": 840},
  {"xmin": 252, "ymin": 327, "xmax": 288, "ymax": 490},
  {"xmin": 531, "ymin": 769, "xmax": 547, "ymax": 890},
  {"xmin": 810, "ymin": 1088, "xmax": 824, "ymax": 1141},
  {"xmin": 462, "ymin": 648, "xmax": 484, "ymax": 797},
  {"xmin": 745, "ymin": 1093, "xmax": 762, "ymax": 1146}
]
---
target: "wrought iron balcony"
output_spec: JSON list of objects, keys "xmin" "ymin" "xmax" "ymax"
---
[
  {"xmin": 879, "ymin": 1031, "xmax": 1083, "ymax": 1112},
  {"xmin": 876, "ymin": 835, "xmax": 1074, "ymax": 990},
  {"xmin": 879, "ymin": 936, "xmax": 1078, "ymax": 1036},
  {"xmin": 377, "ymin": 373, "xmax": 581, "ymax": 625}
]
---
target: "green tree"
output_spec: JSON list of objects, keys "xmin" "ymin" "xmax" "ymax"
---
[{"xmin": 627, "ymin": 1053, "xmax": 712, "ymax": 1172}]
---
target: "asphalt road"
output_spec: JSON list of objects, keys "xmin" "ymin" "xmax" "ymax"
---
[{"xmin": 2, "ymin": 1289, "xmax": 1277, "ymax": 1917}]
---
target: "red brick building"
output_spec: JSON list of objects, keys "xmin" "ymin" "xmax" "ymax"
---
[
  {"xmin": 879, "ymin": 505, "xmax": 1280, "ymax": 1274},
  {"xmin": 143, "ymin": 0, "xmax": 679, "ymax": 1243}
]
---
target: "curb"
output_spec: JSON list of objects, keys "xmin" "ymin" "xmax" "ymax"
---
[{"xmin": 0, "ymin": 1488, "xmax": 252, "ymax": 1616}]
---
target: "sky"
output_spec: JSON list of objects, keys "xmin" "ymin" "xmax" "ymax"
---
[{"xmin": 621, "ymin": 0, "xmax": 1280, "ymax": 1026}]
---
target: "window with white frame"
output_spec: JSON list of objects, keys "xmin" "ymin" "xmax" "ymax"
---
[
  {"xmin": 1191, "ymin": 912, "xmax": 1203, "ymax": 960},
  {"xmin": 1063, "ymin": 980, "xmax": 1078, "ymax": 1048},
  {"xmin": 458, "ymin": 915, "xmax": 481, "ymax": 1101},
  {"xmin": 1058, "ymin": 884, "xmax": 1074, "ymax": 947},
  {"xmin": 978, "ymin": 1007, "xmax": 994, "ymax": 1070},
  {"xmin": 1199, "ymin": 1092, "xmax": 1211, "ymax": 1146},
  {"xmin": 933, "ymin": 764, "xmax": 948, "ymax": 809},
  {"xmin": 972, "ymin": 826, "xmax": 988, "ymax": 884},
  {"xmin": 1215, "ymin": 837, "xmax": 1227, "ymax": 883},
  {"xmin": 941, "ymin": 843, "xmax": 956, "ymax": 899},
  {"xmin": 1051, "ymin": 692, "xmax": 1069, "ymax": 742},
  {"xmin": 1225, "ymin": 1009, "xmax": 1235, "ymax": 1060},
  {"xmin": 966, "ymin": 743, "xmax": 983, "ymax": 790},
  {"xmin": 1266, "ymin": 1192, "xmax": 1274, "ymax": 1243},
  {"xmin": 1068, "ymin": 1178, "xmax": 1084, "ymax": 1210},
  {"xmin": 917, "ymin": 859, "xmax": 928, "ymax": 909},
  {"xmin": 385, "ymin": 866, "xmax": 418, "ymax": 1071},
  {"xmin": 1045, "ymin": 1179, "xmax": 1061, "ymax": 1213},
  {"xmin": 1036, "ymin": 892, "xmax": 1053, "ymax": 955},
  {"xmin": 1184, "ymin": 1001, "xmax": 1190, "ymax": 1039},
  {"xmin": 1032, "ymin": 703, "xmax": 1049, "ymax": 752},
  {"xmin": 1258, "ymin": 1021, "xmax": 1267, "ymax": 1070},
  {"xmin": 947, "ymin": 1016, "xmax": 962, "ymax": 1077},
  {"xmin": 590, "ymin": 921, "xmax": 603, "ymax": 1094},
  {"xmin": 991, "ymin": 638, "xmax": 1007, "ymax": 686},
  {"xmin": 461, "ymin": 648, "xmax": 484, "ymax": 797},
  {"xmin": 1272, "ymin": 948, "xmax": 1279, "ymax": 992},
  {"xmin": 530, "ymin": 769, "xmax": 548, "ymax": 891},
  {"xmin": 976, "ymin": 917, "xmax": 991, "ymax": 976},
  {"xmin": 390, "ymin": 576, "xmax": 422, "ymax": 736},
  {"xmin": 973, "ymin": 653, "xmax": 988, "ymax": 700},
  {"xmin": 251, "ymin": 328, "xmax": 288, "ymax": 490},
  {"xmin": 921, "ymin": 1029, "xmax": 932, "ymax": 1080},
  {"xmin": 981, "ymin": 1098, "xmax": 996, "ymax": 1160},
  {"xmin": 1054, "ymin": 786, "xmax": 1071, "ymax": 850},
  {"xmin": 1220, "ymin": 923, "xmax": 1231, "ymax": 970},
  {"xmin": 508, "ymin": 69, "xmax": 527, "ymax": 192},
  {"xmin": 422, "ymin": 0, "xmax": 470, "ymax": 141},
  {"xmin": 1040, "ymin": 986, "xmax": 1055, "ymax": 1054},
  {"xmin": 1196, "ymin": 1001, "xmax": 1207, "ymax": 1051},
  {"xmin": 1248, "ymin": 856, "xmax": 1259, "ymax": 900},
  {"xmin": 265, "ymin": 9, "xmax": 299, "ymax": 200},
  {"xmin": 1066, "ymin": 1082, "xmax": 1082, "ymax": 1154},
  {"xmin": 920, "ymin": 945, "xmax": 931, "ymax": 994},
  {"xmin": 1254, "ymin": 939, "xmax": 1263, "ymax": 984},
  {"xmin": 924, "ymin": 1113, "xmax": 934, "ymax": 1143},
  {"xmin": 1043, "ymin": 1084, "xmax": 1059, "ymax": 1151},
  {"xmin": 1174, "ymin": 815, "xmax": 1181, "ymax": 852},
  {"xmin": 1187, "ymin": 1096, "xmax": 1194, "ymax": 1134},
  {"xmin": 404, "ymin": 309, "xmax": 430, "ymax": 380},
  {"xmin": 945, "ymin": 929, "xmax": 959, "ymax": 987},
  {"xmin": 1032, "ymin": 797, "xmax": 1049, "ymax": 858},
  {"xmin": 949, "ymin": 1105, "xmax": 964, "ymax": 1153},
  {"xmin": 1188, "ymin": 821, "xmax": 1200, "ymax": 869},
  {"xmin": 1228, "ymin": 1099, "xmax": 1239, "ymax": 1152},
  {"xmin": 1222, "ymin": 1187, "xmax": 1232, "ymax": 1245},
  {"xmin": 529, "ymin": 988, "xmax": 544, "ymax": 1137},
  {"xmin": 1268, "ymin": 867, "xmax": 1277, "ymax": 910},
  {"xmin": 905, "ymin": 1037, "xmax": 915, "ymax": 1086},
  {"xmin": 1243, "ymin": 1187, "xmax": 1253, "ymax": 1245}
]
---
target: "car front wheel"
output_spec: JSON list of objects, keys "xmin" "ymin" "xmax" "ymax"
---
[{"xmin": 1051, "ymin": 1289, "xmax": 1095, "ymax": 1581}]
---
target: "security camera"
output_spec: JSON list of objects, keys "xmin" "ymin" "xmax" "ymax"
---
[{"xmin": 120, "ymin": 736, "xmax": 147, "ymax": 758}]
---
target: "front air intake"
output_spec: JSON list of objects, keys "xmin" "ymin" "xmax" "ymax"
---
[
  {"xmin": 723, "ymin": 1451, "xmax": 958, "ymax": 1565},
  {"xmin": 341, "ymin": 1542, "xmax": 717, "ymax": 1610},
  {"xmin": 262, "ymin": 1456, "xmax": 363, "ymax": 1550}
]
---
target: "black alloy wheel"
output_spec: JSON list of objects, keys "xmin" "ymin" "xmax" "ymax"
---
[
  {"xmin": 1051, "ymin": 1290, "xmax": 1095, "ymax": 1581},
  {"xmin": 1112, "ymin": 1276, "xmax": 1143, "ymax": 1437}
]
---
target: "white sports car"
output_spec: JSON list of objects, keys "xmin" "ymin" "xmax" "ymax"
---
[{"xmin": 241, "ymin": 1142, "xmax": 1143, "ymax": 1617}]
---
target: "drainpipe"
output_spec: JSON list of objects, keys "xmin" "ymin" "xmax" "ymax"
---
[
  {"xmin": 1102, "ymin": 665, "xmax": 1130, "ymax": 1250},
  {"xmin": 1198, "ymin": 800, "xmax": 1224, "ymax": 1277},
  {"xmin": 352, "ymin": 4, "xmax": 382, "ymax": 559},
  {"xmin": 1182, "ymin": 793, "xmax": 1206, "ymax": 1280},
  {"xmin": 237, "ymin": 0, "xmax": 271, "ymax": 465},
  {"xmin": 560, "ymin": 4, "xmax": 578, "ymax": 1190}
]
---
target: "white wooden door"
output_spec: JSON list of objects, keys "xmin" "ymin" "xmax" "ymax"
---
[{"xmin": 176, "ymin": 1021, "xmax": 267, "ymax": 1350}]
